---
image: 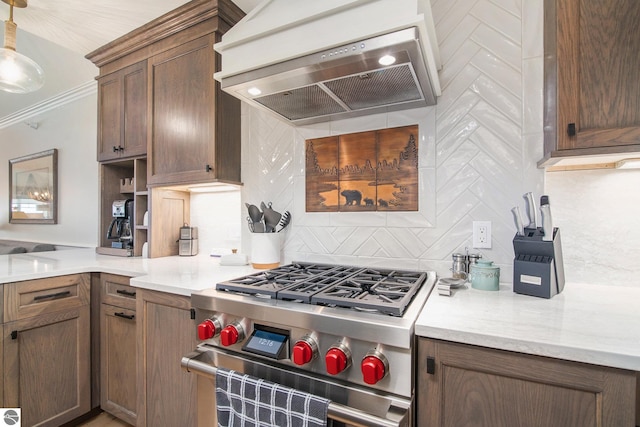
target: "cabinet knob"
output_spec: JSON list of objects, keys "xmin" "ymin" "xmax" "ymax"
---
[{"xmin": 205, "ymin": 164, "xmax": 213, "ymax": 172}]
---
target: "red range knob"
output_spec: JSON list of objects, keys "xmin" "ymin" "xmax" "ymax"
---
[
  {"xmin": 292, "ymin": 341, "xmax": 314, "ymax": 365},
  {"xmin": 325, "ymin": 347, "xmax": 349, "ymax": 375},
  {"xmin": 220, "ymin": 325, "xmax": 240, "ymax": 346},
  {"xmin": 361, "ymin": 355, "xmax": 387, "ymax": 385},
  {"xmin": 197, "ymin": 319, "xmax": 217, "ymax": 340}
]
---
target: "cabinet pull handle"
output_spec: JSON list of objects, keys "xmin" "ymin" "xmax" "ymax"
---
[
  {"xmin": 119, "ymin": 145, "xmax": 124, "ymax": 152},
  {"xmin": 190, "ymin": 308, "xmax": 196, "ymax": 320},
  {"xmin": 33, "ymin": 290, "xmax": 71, "ymax": 301},
  {"xmin": 11, "ymin": 330, "xmax": 18, "ymax": 340},
  {"xmin": 567, "ymin": 123, "xmax": 576, "ymax": 136},
  {"xmin": 426, "ymin": 357, "xmax": 435, "ymax": 375},
  {"xmin": 115, "ymin": 312, "xmax": 135, "ymax": 320},
  {"xmin": 113, "ymin": 146, "xmax": 119, "ymax": 152},
  {"xmin": 116, "ymin": 289, "xmax": 136, "ymax": 297},
  {"xmin": 205, "ymin": 164, "xmax": 213, "ymax": 172}
]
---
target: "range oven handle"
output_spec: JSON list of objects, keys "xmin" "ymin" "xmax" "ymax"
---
[{"xmin": 181, "ymin": 354, "xmax": 402, "ymax": 427}]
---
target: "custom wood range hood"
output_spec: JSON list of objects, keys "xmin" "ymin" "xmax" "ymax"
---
[{"xmin": 213, "ymin": 0, "xmax": 442, "ymax": 125}]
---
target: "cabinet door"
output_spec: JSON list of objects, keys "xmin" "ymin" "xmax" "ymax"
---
[
  {"xmin": 97, "ymin": 72, "xmax": 122, "ymax": 162},
  {"xmin": 417, "ymin": 338, "xmax": 636, "ymax": 427},
  {"xmin": 97, "ymin": 61, "xmax": 147, "ymax": 162},
  {"xmin": 137, "ymin": 289, "xmax": 197, "ymax": 427},
  {"xmin": 147, "ymin": 34, "xmax": 217, "ymax": 186},
  {"xmin": 121, "ymin": 61, "xmax": 148, "ymax": 159},
  {"xmin": 546, "ymin": 0, "xmax": 640, "ymax": 153},
  {"xmin": 101, "ymin": 303, "xmax": 137, "ymax": 424},
  {"xmin": 4, "ymin": 306, "xmax": 91, "ymax": 427}
]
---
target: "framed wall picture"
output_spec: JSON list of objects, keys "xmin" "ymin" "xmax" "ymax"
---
[{"xmin": 9, "ymin": 149, "xmax": 58, "ymax": 224}]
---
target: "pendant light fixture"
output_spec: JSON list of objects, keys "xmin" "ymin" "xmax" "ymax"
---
[{"xmin": 0, "ymin": 0, "xmax": 44, "ymax": 93}]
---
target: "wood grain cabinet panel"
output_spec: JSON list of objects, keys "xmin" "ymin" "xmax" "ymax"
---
[
  {"xmin": 137, "ymin": 289, "xmax": 197, "ymax": 427},
  {"xmin": 100, "ymin": 274, "xmax": 137, "ymax": 425},
  {"xmin": 542, "ymin": 0, "xmax": 640, "ymax": 166},
  {"xmin": 417, "ymin": 338, "xmax": 636, "ymax": 427},
  {"xmin": 97, "ymin": 61, "xmax": 148, "ymax": 162},
  {"xmin": 4, "ymin": 306, "xmax": 91, "ymax": 427},
  {"xmin": 147, "ymin": 32, "xmax": 241, "ymax": 187}
]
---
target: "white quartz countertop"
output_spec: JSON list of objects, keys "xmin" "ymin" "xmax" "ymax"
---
[
  {"xmin": 415, "ymin": 281, "xmax": 640, "ymax": 372},
  {"xmin": 0, "ymin": 248, "xmax": 257, "ymax": 296}
]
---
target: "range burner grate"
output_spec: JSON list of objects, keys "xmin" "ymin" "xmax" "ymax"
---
[{"xmin": 216, "ymin": 262, "xmax": 427, "ymax": 317}]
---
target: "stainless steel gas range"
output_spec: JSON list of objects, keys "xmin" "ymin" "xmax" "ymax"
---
[{"xmin": 181, "ymin": 262, "xmax": 436, "ymax": 427}]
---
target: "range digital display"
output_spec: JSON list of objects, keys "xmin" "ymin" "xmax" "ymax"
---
[{"xmin": 242, "ymin": 326, "xmax": 289, "ymax": 359}]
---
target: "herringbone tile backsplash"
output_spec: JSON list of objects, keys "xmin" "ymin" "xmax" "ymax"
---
[{"xmin": 237, "ymin": 0, "xmax": 545, "ymax": 279}]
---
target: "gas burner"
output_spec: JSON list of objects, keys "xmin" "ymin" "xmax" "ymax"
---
[{"xmin": 215, "ymin": 262, "xmax": 427, "ymax": 317}]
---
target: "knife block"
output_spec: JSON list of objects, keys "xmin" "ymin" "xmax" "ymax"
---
[{"xmin": 512, "ymin": 227, "xmax": 565, "ymax": 298}]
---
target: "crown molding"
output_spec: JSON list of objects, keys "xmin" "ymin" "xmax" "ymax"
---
[{"xmin": 0, "ymin": 80, "xmax": 97, "ymax": 130}]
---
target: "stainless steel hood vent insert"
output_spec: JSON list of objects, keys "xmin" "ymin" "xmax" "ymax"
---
[
  {"xmin": 254, "ymin": 64, "xmax": 423, "ymax": 121},
  {"xmin": 218, "ymin": 27, "xmax": 439, "ymax": 125}
]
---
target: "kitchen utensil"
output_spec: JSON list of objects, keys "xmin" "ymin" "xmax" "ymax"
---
[
  {"xmin": 261, "ymin": 201, "xmax": 282, "ymax": 233},
  {"xmin": 469, "ymin": 260, "xmax": 500, "ymax": 291},
  {"xmin": 511, "ymin": 206, "xmax": 525, "ymax": 236},
  {"xmin": 540, "ymin": 195, "xmax": 553, "ymax": 241},
  {"xmin": 523, "ymin": 192, "xmax": 538, "ymax": 229},
  {"xmin": 246, "ymin": 203, "xmax": 263, "ymax": 224},
  {"xmin": 276, "ymin": 211, "xmax": 291, "ymax": 232},
  {"xmin": 247, "ymin": 216, "xmax": 265, "ymax": 233}
]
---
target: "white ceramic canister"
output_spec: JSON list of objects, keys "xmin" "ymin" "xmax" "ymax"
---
[
  {"xmin": 250, "ymin": 232, "xmax": 282, "ymax": 269},
  {"xmin": 469, "ymin": 260, "xmax": 500, "ymax": 291}
]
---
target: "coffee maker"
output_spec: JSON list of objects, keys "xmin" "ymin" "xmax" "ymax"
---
[{"xmin": 107, "ymin": 199, "xmax": 134, "ymax": 249}]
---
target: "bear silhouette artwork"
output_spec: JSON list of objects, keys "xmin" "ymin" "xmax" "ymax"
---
[
  {"xmin": 341, "ymin": 189, "xmax": 362, "ymax": 206},
  {"xmin": 378, "ymin": 199, "xmax": 389, "ymax": 207},
  {"xmin": 363, "ymin": 198, "xmax": 374, "ymax": 206}
]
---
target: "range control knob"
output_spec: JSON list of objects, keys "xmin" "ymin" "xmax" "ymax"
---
[
  {"xmin": 220, "ymin": 322, "xmax": 244, "ymax": 346},
  {"xmin": 325, "ymin": 344, "xmax": 351, "ymax": 375},
  {"xmin": 292, "ymin": 336, "xmax": 318, "ymax": 366},
  {"xmin": 197, "ymin": 318, "xmax": 221, "ymax": 341},
  {"xmin": 361, "ymin": 350, "xmax": 389, "ymax": 385}
]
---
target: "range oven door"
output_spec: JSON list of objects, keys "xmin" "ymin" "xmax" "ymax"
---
[{"xmin": 181, "ymin": 345, "xmax": 412, "ymax": 427}]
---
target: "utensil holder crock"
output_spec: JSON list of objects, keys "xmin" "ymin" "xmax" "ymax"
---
[{"xmin": 250, "ymin": 233, "xmax": 281, "ymax": 269}]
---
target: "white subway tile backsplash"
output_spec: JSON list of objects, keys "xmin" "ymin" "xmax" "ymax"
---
[{"xmin": 190, "ymin": 1, "xmax": 635, "ymax": 285}]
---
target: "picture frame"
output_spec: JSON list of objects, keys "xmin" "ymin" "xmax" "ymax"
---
[{"xmin": 9, "ymin": 149, "xmax": 58, "ymax": 224}]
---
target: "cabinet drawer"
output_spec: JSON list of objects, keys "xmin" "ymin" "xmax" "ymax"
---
[
  {"xmin": 4, "ymin": 274, "xmax": 90, "ymax": 322},
  {"xmin": 101, "ymin": 273, "xmax": 136, "ymax": 310}
]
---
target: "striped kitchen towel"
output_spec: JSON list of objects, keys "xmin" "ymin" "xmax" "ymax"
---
[{"xmin": 215, "ymin": 368, "xmax": 330, "ymax": 427}]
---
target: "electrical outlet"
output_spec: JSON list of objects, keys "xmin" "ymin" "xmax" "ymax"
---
[{"xmin": 473, "ymin": 221, "xmax": 492, "ymax": 248}]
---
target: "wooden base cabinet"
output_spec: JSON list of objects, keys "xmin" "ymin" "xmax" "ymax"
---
[
  {"xmin": 100, "ymin": 274, "xmax": 137, "ymax": 425},
  {"xmin": 3, "ymin": 274, "xmax": 91, "ymax": 427},
  {"xmin": 137, "ymin": 289, "xmax": 197, "ymax": 427},
  {"xmin": 417, "ymin": 338, "xmax": 636, "ymax": 427}
]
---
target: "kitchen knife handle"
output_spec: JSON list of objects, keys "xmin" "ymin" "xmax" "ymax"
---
[
  {"xmin": 523, "ymin": 192, "xmax": 538, "ymax": 229},
  {"xmin": 540, "ymin": 196, "xmax": 553, "ymax": 241},
  {"xmin": 511, "ymin": 207, "xmax": 525, "ymax": 236}
]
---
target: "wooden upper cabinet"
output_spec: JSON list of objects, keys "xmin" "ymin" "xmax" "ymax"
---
[
  {"xmin": 541, "ymin": 0, "xmax": 640, "ymax": 167},
  {"xmin": 87, "ymin": 0, "xmax": 244, "ymax": 182},
  {"xmin": 147, "ymin": 32, "xmax": 241, "ymax": 187},
  {"xmin": 97, "ymin": 61, "xmax": 148, "ymax": 162}
]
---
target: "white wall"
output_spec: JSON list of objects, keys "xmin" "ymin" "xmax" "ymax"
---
[{"xmin": 0, "ymin": 94, "xmax": 99, "ymax": 247}]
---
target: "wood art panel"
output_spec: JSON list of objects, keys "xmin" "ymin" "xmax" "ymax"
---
[{"xmin": 305, "ymin": 125, "xmax": 419, "ymax": 212}]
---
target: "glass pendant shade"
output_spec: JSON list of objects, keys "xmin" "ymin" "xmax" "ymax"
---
[
  {"xmin": 0, "ymin": 1, "xmax": 44, "ymax": 93},
  {"xmin": 0, "ymin": 46, "xmax": 44, "ymax": 93}
]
